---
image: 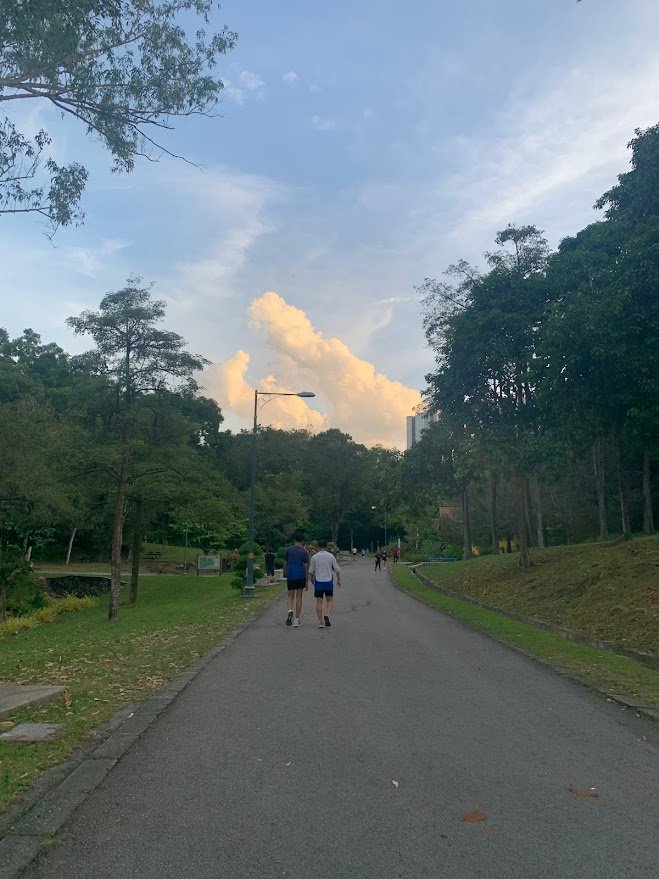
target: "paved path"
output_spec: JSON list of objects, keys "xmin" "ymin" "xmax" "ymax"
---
[{"xmin": 25, "ymin": 561, "xmax": 659, "ymax": 878}]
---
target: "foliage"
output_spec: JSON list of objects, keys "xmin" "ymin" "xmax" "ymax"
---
[
  {"xmin": 0, "ymin": 545, "xmax": 43, "ymax": 617},
  {"xmin": 0, "ymin": 0, "xmax": 237, "ymax": 229}
]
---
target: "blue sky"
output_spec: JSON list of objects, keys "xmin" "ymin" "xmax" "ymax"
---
[{"xmin": 2, "ymin": 0, "xmax": 659, "ymax": 447}]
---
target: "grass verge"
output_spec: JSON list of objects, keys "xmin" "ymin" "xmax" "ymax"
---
[
  {"xmin": 389, "ymin": 564, "xmax": 659, "ymax": 710},
  {"xmin": 0, "ymin": 574, "xmax": 280, "ymax": 813},
  {"xmin": 417, "ymin": 536, "xmax": 659, "ymax": 653}
]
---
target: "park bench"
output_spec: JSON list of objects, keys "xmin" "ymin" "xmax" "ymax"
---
[
  {"xmin": 424, "ymin": 554, "xmax": 458, "ymax": 563},
  {"xmin": 143, "ymin": 551, "xmax": 163, "ymax": 560}
]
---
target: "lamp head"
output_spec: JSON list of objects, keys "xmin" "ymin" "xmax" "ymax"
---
[{"xmin": 296, "ymin": 391, "xmax": 315, "ymax": 398}]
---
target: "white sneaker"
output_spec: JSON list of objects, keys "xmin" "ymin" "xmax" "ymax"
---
[{"xmin": 293, "ymin": 617, "xmax": 301, "ymax": 627}]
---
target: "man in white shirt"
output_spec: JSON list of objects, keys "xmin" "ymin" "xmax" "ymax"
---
[{"xmin": 308, "ymin": 541, "xmax": 341, "ymax": 628}]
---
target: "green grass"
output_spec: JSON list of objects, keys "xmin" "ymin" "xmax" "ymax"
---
[
  {"xmin": 389, "ymin": 564, "xmax": 659, "ymax": 710},
  {"xmin": 415, "ymin": 535, "xmax": 659, "ymax": 653},
  {"xmin": 0, "ymin": 575, "xmax": 280, "ymax": 812}
]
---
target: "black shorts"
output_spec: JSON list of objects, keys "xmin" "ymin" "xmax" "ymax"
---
[
  {"xmin": 314, "ymin": 588, "xmax": 334, "ymax": 598},
  {"xmin": 287, "ymin": 578, "xmax": 306, "ymax": 591},
  {"xmin": 265, "ymin": 566, "xmax": 275, "ymax": 576}
]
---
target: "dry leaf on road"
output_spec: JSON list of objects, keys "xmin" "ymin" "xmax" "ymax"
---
[
  {"xmin": 568, "ymin": 785, "xmax": 598, "ymax": 800},
  {"xmin": 461, "ymin": 810, "xmax": 487, "ymax": 823}
]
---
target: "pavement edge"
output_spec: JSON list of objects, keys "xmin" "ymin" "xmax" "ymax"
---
[
  {"xmin": 390, "ymin": 571, "xmax": 659, "ymax": 725},
  {"xmin": 0, "ymin": 593, "xmax": 279, "ymax": 879}
]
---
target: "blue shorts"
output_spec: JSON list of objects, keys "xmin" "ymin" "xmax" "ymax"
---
[{"xmin": 314, "ymin": 581, "xmax": 334, "ymax": 598}]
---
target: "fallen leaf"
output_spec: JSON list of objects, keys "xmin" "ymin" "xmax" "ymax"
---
[
  {"xmin": 461, "ymin": 810, "xmax": 487, "ymax": 824},
  {"xmin": 63, "ymin": 690, "xmax": 72, "ymax": 706},
  {"xmin": 285, "ymin": 761, "xmax": 291, "ymax": 767},
  {"xmin": 392, "ymin": 780, "xmax": 399, "ymax": 788},
  {"xmin": 568, "ymin": 785, "xmax": 598, "ymax": 800}
]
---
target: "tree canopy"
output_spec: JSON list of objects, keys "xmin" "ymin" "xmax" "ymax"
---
[{"xmin": 0, "ymin": 1, "xmax": 236, "ymax": 229}]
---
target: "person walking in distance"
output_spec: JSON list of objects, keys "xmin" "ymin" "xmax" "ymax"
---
[
  {"xmin": 374, "ymin": 551, "xmax": 382, "ymax": 572},
  {"xmin": 283, "ymin": 531, "xmax": 309, "ymax": 627},
  {"xmin": 264, "ymin": 547, "xmax": 276, "ymax": 584},
  {"xmin": 309, "ymin": 540, "xmax": 341, "ymax": 628}
]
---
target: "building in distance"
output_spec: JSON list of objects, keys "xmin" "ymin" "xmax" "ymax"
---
[{"xmin": 406, "ymin": 409, "xmax": 439, "ymax": 450}]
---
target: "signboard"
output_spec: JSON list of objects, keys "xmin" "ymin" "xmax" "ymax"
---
[{"xmin": 197, "ymin": 554, "xmax": 222, "ymax": 574}]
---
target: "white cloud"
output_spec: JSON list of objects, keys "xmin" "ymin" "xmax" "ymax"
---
[
  {"xmin": 206, "ymin": 292, "xmax": 421, "ymax": 448},
  {"xmin": 443, "ymin": 55, "xmax": 659, "ymax": 250},
  {"xmin": 222, "ymin": 71, "xmax": 265, "ymax": 104},
  {"xmin": 206, "ymin": 348, "xmax": 327, "ymax": 432},
  {"xmin": 165, "ymin": 165, "xmax": 284, "ymax": 304},
  {"xmin": 239, "ymin": 71, "xmax": 265, "ymax": 91},
  {"xmin": 67, "ymin": 238, "xmax": 129, "ymax": 277},
  {"xmin": 311, "ymin": 115, "xmax": 337, "ymax": 132},
  {"xmin": 282, "ymin": 71, "xmax": 298, "ymax": 83}
]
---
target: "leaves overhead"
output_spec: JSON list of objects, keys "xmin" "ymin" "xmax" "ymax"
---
[{"xmin": 0, "ymin": 1, "xmax": 237, "ymax": 229}]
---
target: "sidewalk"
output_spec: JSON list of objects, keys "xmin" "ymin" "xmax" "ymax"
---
[{"xmin": 4, "ymin": 560, "xmax": 658, "ymax": 878}]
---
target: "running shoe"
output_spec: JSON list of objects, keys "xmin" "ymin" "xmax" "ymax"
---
[
  {"xmin": 324, "ymin": 615, "xmax": 331, "ymax": 627},
  {"xmin": 286, "ymin": 610, "xmax": 293, "ymax": 626},
  {"xmin": 293, "ymin": 617, "xmax": 301, "ymax": 627}
]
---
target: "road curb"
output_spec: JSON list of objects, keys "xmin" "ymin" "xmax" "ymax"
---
[
  {"xmin": 0, "ymin": 595, "xmax": 277, "ymax": 879},
  {"xmin": 408, "ymin": 564, "xmax": 658, "ymax": 669},
  {"xmin": 391, "ymin": 574, "xmax": 659, "ymax": 725}
]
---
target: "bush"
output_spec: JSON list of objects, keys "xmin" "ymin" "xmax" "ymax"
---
[
  {"xmin": 1, "ymin": 545, "xmax": 45, "ymax": 616},
  {"xmin": 0, "ymin": 592, "xmax": 98, "ymax": 637},
  {"xmin": 55, "ymin": 594, "xmax": 97, "ymax": 613},
  {"xmin": 0, "ymin": 615, "xmax": 39, "ymax": 636}
]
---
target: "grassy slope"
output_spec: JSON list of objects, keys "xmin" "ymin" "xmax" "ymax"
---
[
  {"xmin": 0, "ymin": 575, "xmax": 279, "ymax": 812},
  {"xmin": 416, "ymin": 535, "xmax": 659, "ymax": 653},
  {"xmin": 389, "ymin": 537, "xmax": 659, "ymax": 712}
]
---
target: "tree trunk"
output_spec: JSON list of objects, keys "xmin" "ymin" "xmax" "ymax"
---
[
  {"xmin": 65, "ymin": 527, "xmax": 77, "ymax": 565},
  {"xmin": 613, "ymin": 430, "xmax": 631, "ymax": 539},
  {"xmin": 109, "ymin": 437, "xmax": 130, "ymax": 621},
  {"xmin": 533, "ymin": 472, "xmax": 545, "ymax": 548},
  {"xmin": 130, "ymin": 498, "xmax": 143, "ymax": 604},
  {"xmin": 517, "ymin": 476, "xmax": 532, "ymax": 568},
  {"xmin": 524, "ymin": 477, "xmax": 536, "ymax": 547},
  {"xmin": 592, "ymin": 439, "xmax": 608, "ymax": 542},
  {"xmin": 461, "ymin": 486, "xmax": 472, "ymax": 560},
  {"xmin": 489, "ymin": 472, "xmax": 499, "ymax": 555},
  {"xmin": 0, "ymin": 532, "xmax": 6, "ymax": 622},
  {"xmin": 642, "ymin": 448, "xmax": 654, "ymax": 534}
]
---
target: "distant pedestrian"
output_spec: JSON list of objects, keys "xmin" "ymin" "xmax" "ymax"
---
[
  {"xmin": 283, "ymin": 532, "xmax": 309, "ymax": 627},
  {"xmin": 392, "ymin": 547, "xmax": 400, "ymax": 563},
  {"xmin": 351, "ymin": 547, "xmax": 357, "ymax": 559},
  {"xmin": 264, "ymin": 547, "xmax": 276, "ymax": 583},
  {"xmin": 381, "ymin": 550, "xmax": 387, "ymax": 565},
  {"xmin": 309, "ymin": 540, "xmax": 341, "ymax": 628},
  {"xmin": 361, "ymin": 548, "xmax": 366, "ymax": 558},
  {"xmin": 374, "ymin": 552, "xmax": 381, "ymax": 571}
]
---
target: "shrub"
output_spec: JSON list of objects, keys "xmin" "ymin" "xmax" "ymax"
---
[
  {"xmin": 0, "ymin": 592, "xmax": 98, "ymax": 637},
  {"xmin": 0, "ymin": 615, "xmax": 39, "ymax": 636},
  {"xmin": 1, "ymin": 545, "xmax": 45, "ymax": 615},
  {"xmin": 55, "ymin": 593, "xmax": 97, "ymax": 613}
]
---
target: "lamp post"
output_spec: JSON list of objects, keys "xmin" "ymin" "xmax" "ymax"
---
[{"xmin": 244, "ymin": 388, "xmax": 315, "ymax": 598}]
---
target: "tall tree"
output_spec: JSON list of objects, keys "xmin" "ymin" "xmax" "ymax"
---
[
  {"xmin": 0, "ymin": 1, "xmax": 236, "ymax": 229},
  {"xmin": 67, "ymin": 277, "xmax": 207, "ymax": 620}
]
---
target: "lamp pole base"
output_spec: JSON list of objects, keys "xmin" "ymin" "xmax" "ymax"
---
[{"xmin": 243, "ymin": 585, "xmax": 256, "ymax": 599}]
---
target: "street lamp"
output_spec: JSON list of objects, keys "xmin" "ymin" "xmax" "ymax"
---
[{"xmin": 244, "ymin": 388, "xmax": 315, "ymax": 598}]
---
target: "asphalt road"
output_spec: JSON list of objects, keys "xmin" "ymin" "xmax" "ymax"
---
[{"xmin": 26, "ymin": 560, "xmax": 658, "ymax": 879}]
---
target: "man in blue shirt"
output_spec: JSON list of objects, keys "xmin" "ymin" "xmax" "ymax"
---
[{"xmin": 283, "ymin": 531, "xmax": 309, "ymax": 627}]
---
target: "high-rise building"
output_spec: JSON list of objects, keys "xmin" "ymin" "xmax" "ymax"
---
[{"xmin": 405, "ymin": 410, "xmax": 439, "ymax": 449}]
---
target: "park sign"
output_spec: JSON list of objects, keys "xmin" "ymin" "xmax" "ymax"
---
[{"xmin": 197, "ymin": 555, "xmax": 222, "ymax": 575}]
